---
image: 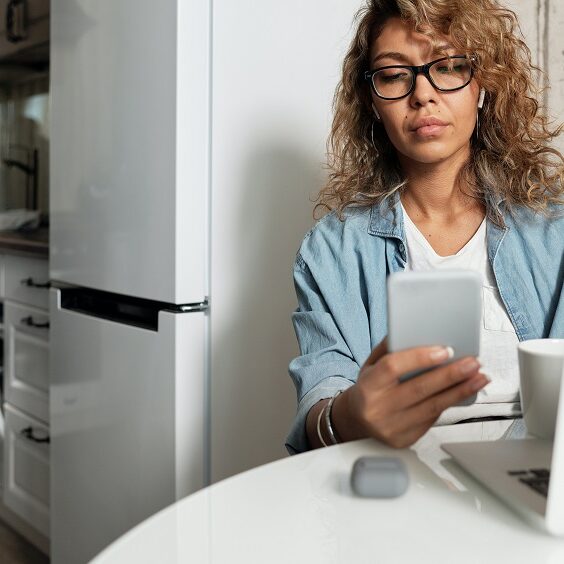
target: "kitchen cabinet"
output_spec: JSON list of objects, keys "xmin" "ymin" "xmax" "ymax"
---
[
  {"xmin": 3, "ymin": 402, "xmax": 49, "ymax": 537},
  {"xmin": 0, "ymin": 0, "xmax": 49, "ymax": 64},
  {"xmin": 4, "ymin": 298, "xmax": 49, "ymax": 423},
  {"xmin": 0, "ymin": 251, "xmax": 49, "ymax": 554}
]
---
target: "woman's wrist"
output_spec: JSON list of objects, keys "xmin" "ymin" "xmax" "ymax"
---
[
  {"xmin": 307, "ymin": 385, "xmax": 368, "ymax": 449},
  {"xmin": 331, "ymin": 386, "xmax": 367, "ymax": 443}
]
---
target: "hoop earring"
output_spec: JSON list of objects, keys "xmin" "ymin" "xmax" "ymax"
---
[
  {"xmin": 370, "ymin": 121, "xmax": 381, "ymax": 157},
  {"xmin": 475, "ymin": 88, "xmax": 485, "ymax": 141},
  {"xmin": 477, "ymin": 88, "xmax": 485, "ymax": 109},
  {"xmin": 371, "ymin": 102, "xmax": 381, "ymax": 121}
]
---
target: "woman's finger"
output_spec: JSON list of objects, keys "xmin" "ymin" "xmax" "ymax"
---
[
  {"xmin": 363, "ymin": 345, "xmax": 455, "ymax": 388},
  {"xmin": 362, "ymin": 337, "xmax": 388, "ymax": 366},
  {"xmin": 390, "ymin": 357, "xmax": 482, "ymax": 410},
  {"xmin": 397, "ymin": 373, "xmax": 489, "ymax": 430}
]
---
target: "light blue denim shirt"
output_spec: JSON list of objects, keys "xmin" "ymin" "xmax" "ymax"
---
[{"xmin": 286, "ymin": 193, "xmax": 564, "ymax": 455}]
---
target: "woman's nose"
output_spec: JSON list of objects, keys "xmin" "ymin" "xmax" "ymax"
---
[{"xmin": 410, "ymin": 73, "xmax": 438, "ymax": 107}]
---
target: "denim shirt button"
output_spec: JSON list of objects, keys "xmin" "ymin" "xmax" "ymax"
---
[{"xmin": 399, "ymin": 243, "xmax": 405, "ymax": 253}]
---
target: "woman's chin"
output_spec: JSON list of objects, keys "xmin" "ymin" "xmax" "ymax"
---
[{"xmin": 399, "ymin": 144, "xmax": 470, "ymax": 166}]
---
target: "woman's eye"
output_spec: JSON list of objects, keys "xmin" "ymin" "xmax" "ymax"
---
[
  {"xmin": 379, "ymin": 71, "xmax": 410, "ymax": 83},
  {"xmin": 437, "ymin": 64, "xmax": 465, "ymax": 74}
]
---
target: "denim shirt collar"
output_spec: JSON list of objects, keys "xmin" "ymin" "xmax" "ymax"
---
[{"xmin": 368, "ymin": 191, "xmax": 404, "ymax": 239}]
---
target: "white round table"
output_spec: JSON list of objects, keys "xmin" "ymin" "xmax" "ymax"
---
[{"xmin": 92, "ymin": 439, "xmax": 564, "ymax": 563}]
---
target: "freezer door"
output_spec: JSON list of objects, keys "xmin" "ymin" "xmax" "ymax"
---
[
  {"xmin": 50, "ymin": 0, "xmax": 210, "ymax": 303},
  {"xmin": 49, "ymin": 289, "xmax": 207, "ymax": 564}
]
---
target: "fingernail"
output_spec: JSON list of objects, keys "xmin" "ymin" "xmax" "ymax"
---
[
  {"xmin": 471, "ymin": 375, "xmax": 489, "ymax": 391},
  {"xmin": 478, "ymin": 372, "xmax": 492, "ymax": 384},
  {"xmin": 459, "ymin": 358, "xmax": 480, "ymax": 374},
  {"xmin": 430, "ymin": 346, "xmax": 454, "ymax": 361}
]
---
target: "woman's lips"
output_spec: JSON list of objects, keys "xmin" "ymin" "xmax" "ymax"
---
[
  {"xmin": 413, "ymin": 124, "xmax": 448, "ymax": 137},
  {"xmin": 410, "ymin": 117, "xmax": 449, "ymax": 138}
]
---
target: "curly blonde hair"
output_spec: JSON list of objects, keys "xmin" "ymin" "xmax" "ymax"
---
[{"xmin": 315, "ymin": 0, "xmax": 564, "ymax": 224}]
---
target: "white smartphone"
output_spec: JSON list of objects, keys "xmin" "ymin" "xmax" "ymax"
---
[{"xmin": 387, "ymin": 270, "xmax": 482, "ymax": 404}]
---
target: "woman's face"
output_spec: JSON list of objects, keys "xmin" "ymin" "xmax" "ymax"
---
[{"xmin": 370, "ymin": 18, "xmax": 480, "ymax": 167}]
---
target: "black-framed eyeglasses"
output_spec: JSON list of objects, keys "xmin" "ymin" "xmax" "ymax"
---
[{"xmin": 364, "ymin": 55, "xmax": 475, "ymax": 100}]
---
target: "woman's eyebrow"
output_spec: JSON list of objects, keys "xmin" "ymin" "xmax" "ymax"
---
[
  {"xmin": 372, "ymin": 51, "xmax": 410, "ymax": 65},
  {"xmin": 371, "ymin": 44, "xmax": 454, "ymax": 66}
]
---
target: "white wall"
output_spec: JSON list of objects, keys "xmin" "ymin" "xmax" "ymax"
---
[
  {"xmin": 546, "ymin": 0, "xmax": 564, "ymax": 153},
  {"xmin": 506, "ymin": 0, "xmax": 564, "ymax": 151},
  {"xmin": 210, "ymin": 0, "xmax": 564, "ymax": 483},
  {"xmin": 210, "ymin": 0, "xmax": 362, "ymax": 482}
]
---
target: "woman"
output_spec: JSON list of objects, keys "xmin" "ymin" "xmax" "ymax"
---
[{"xmin": 286, "ymin": 0, "xmax": 564, "ymax": 456}]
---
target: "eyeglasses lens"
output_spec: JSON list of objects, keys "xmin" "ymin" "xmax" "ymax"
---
[
  {"xmin": 373, "ymin": 58, "xmax": 472, "ymax": 99},
  {"xmin": 373, "ymin": 69, "xmax": 412, "ymax": 99},
  {"xmin": 429, "ymin": 59, "xmax": 472, "ymax": 90}
]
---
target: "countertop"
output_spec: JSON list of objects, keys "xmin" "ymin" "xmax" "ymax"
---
[{"xmin": 0, "ymin": 228, "xmax": 48, "ymax": 258}]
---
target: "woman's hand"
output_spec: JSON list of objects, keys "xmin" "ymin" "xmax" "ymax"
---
[{"xmin": 328, "ymin": 339, "xmax": 489, "ymax": 448}]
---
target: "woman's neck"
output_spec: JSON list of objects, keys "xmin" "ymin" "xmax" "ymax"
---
[{"xmin": 398, "ymin": 148, "xmax": 482, "ymax": 222}]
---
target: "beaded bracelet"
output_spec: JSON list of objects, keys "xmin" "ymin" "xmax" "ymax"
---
[{"xmin": 325, "ymin": 390, "xmax": 343, "ymax": 445}]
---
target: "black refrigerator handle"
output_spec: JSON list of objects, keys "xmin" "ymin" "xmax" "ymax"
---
[{"xmin": 57, "ymin": 287, "xmax": 208, "ymax": 331}]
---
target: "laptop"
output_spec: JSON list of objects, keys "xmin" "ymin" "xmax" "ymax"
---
[{"xmin": 442, "ymin": 377, "xmax": 564, "ymax": 536}]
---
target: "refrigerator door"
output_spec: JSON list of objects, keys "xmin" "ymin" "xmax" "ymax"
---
[
  {"xmin": 50, "ymin": 0, "xmax": 210, "ymax": 303},
  {"xmin": 49, "ymin": 288, "xmax": 207, "ymax": 564}
]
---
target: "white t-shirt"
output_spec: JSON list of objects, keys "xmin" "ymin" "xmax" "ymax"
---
[{"xmin": 400, "ymin": 203, "xmax": 521, "ymax": 424}]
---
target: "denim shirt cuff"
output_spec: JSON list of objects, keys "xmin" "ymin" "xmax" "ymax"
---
[{"xmin": 285, "ymin": 376, "xmax": 355, "ymax": 455}]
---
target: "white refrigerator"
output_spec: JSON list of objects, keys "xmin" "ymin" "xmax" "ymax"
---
[
  {"xmin": 49, "ymin": 1, "xmax": 210, "ymax": 562},
  {"xmin": 49, "ymin": 0, "xmax": 362, "ymax": 562}
]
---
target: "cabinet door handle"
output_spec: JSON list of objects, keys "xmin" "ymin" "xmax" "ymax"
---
[
  {"xmin": 6, "ymin": 0, "xmax": 27, "ymax": 43},
  {"xmin": 20, "ymin": 316, "xmax": 49, "ymax": 329},
  {"xmin": 20, "ymin": 426, "xmax": 50, "ymax": 444},
  {"xmin": 20, "ymin": 277, "xmax": 51, "ymax": 289}
]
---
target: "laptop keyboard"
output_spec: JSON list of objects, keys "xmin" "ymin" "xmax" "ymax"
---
[{"xmin": 507, "ymin": 468, "xmax": 550, "ymax": 498}]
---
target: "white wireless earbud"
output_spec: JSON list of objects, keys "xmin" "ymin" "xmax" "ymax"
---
[
  {"xmin": 371, "ymin": 103, "xmax": 381, "ymax": 121},
  {"xmin": 477, "ymin": 88, "xmax": 485, "ymax": 109}
]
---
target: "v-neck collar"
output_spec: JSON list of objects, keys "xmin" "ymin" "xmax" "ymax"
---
[{"xmin": 400, "ymin": 201, "xmax": 487, "ymax": 259}]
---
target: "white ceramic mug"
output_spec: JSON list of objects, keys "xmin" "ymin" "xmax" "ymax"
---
[{"xmin": 518, "ymin": 339, "xmax": 564, "ymax": 439}]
